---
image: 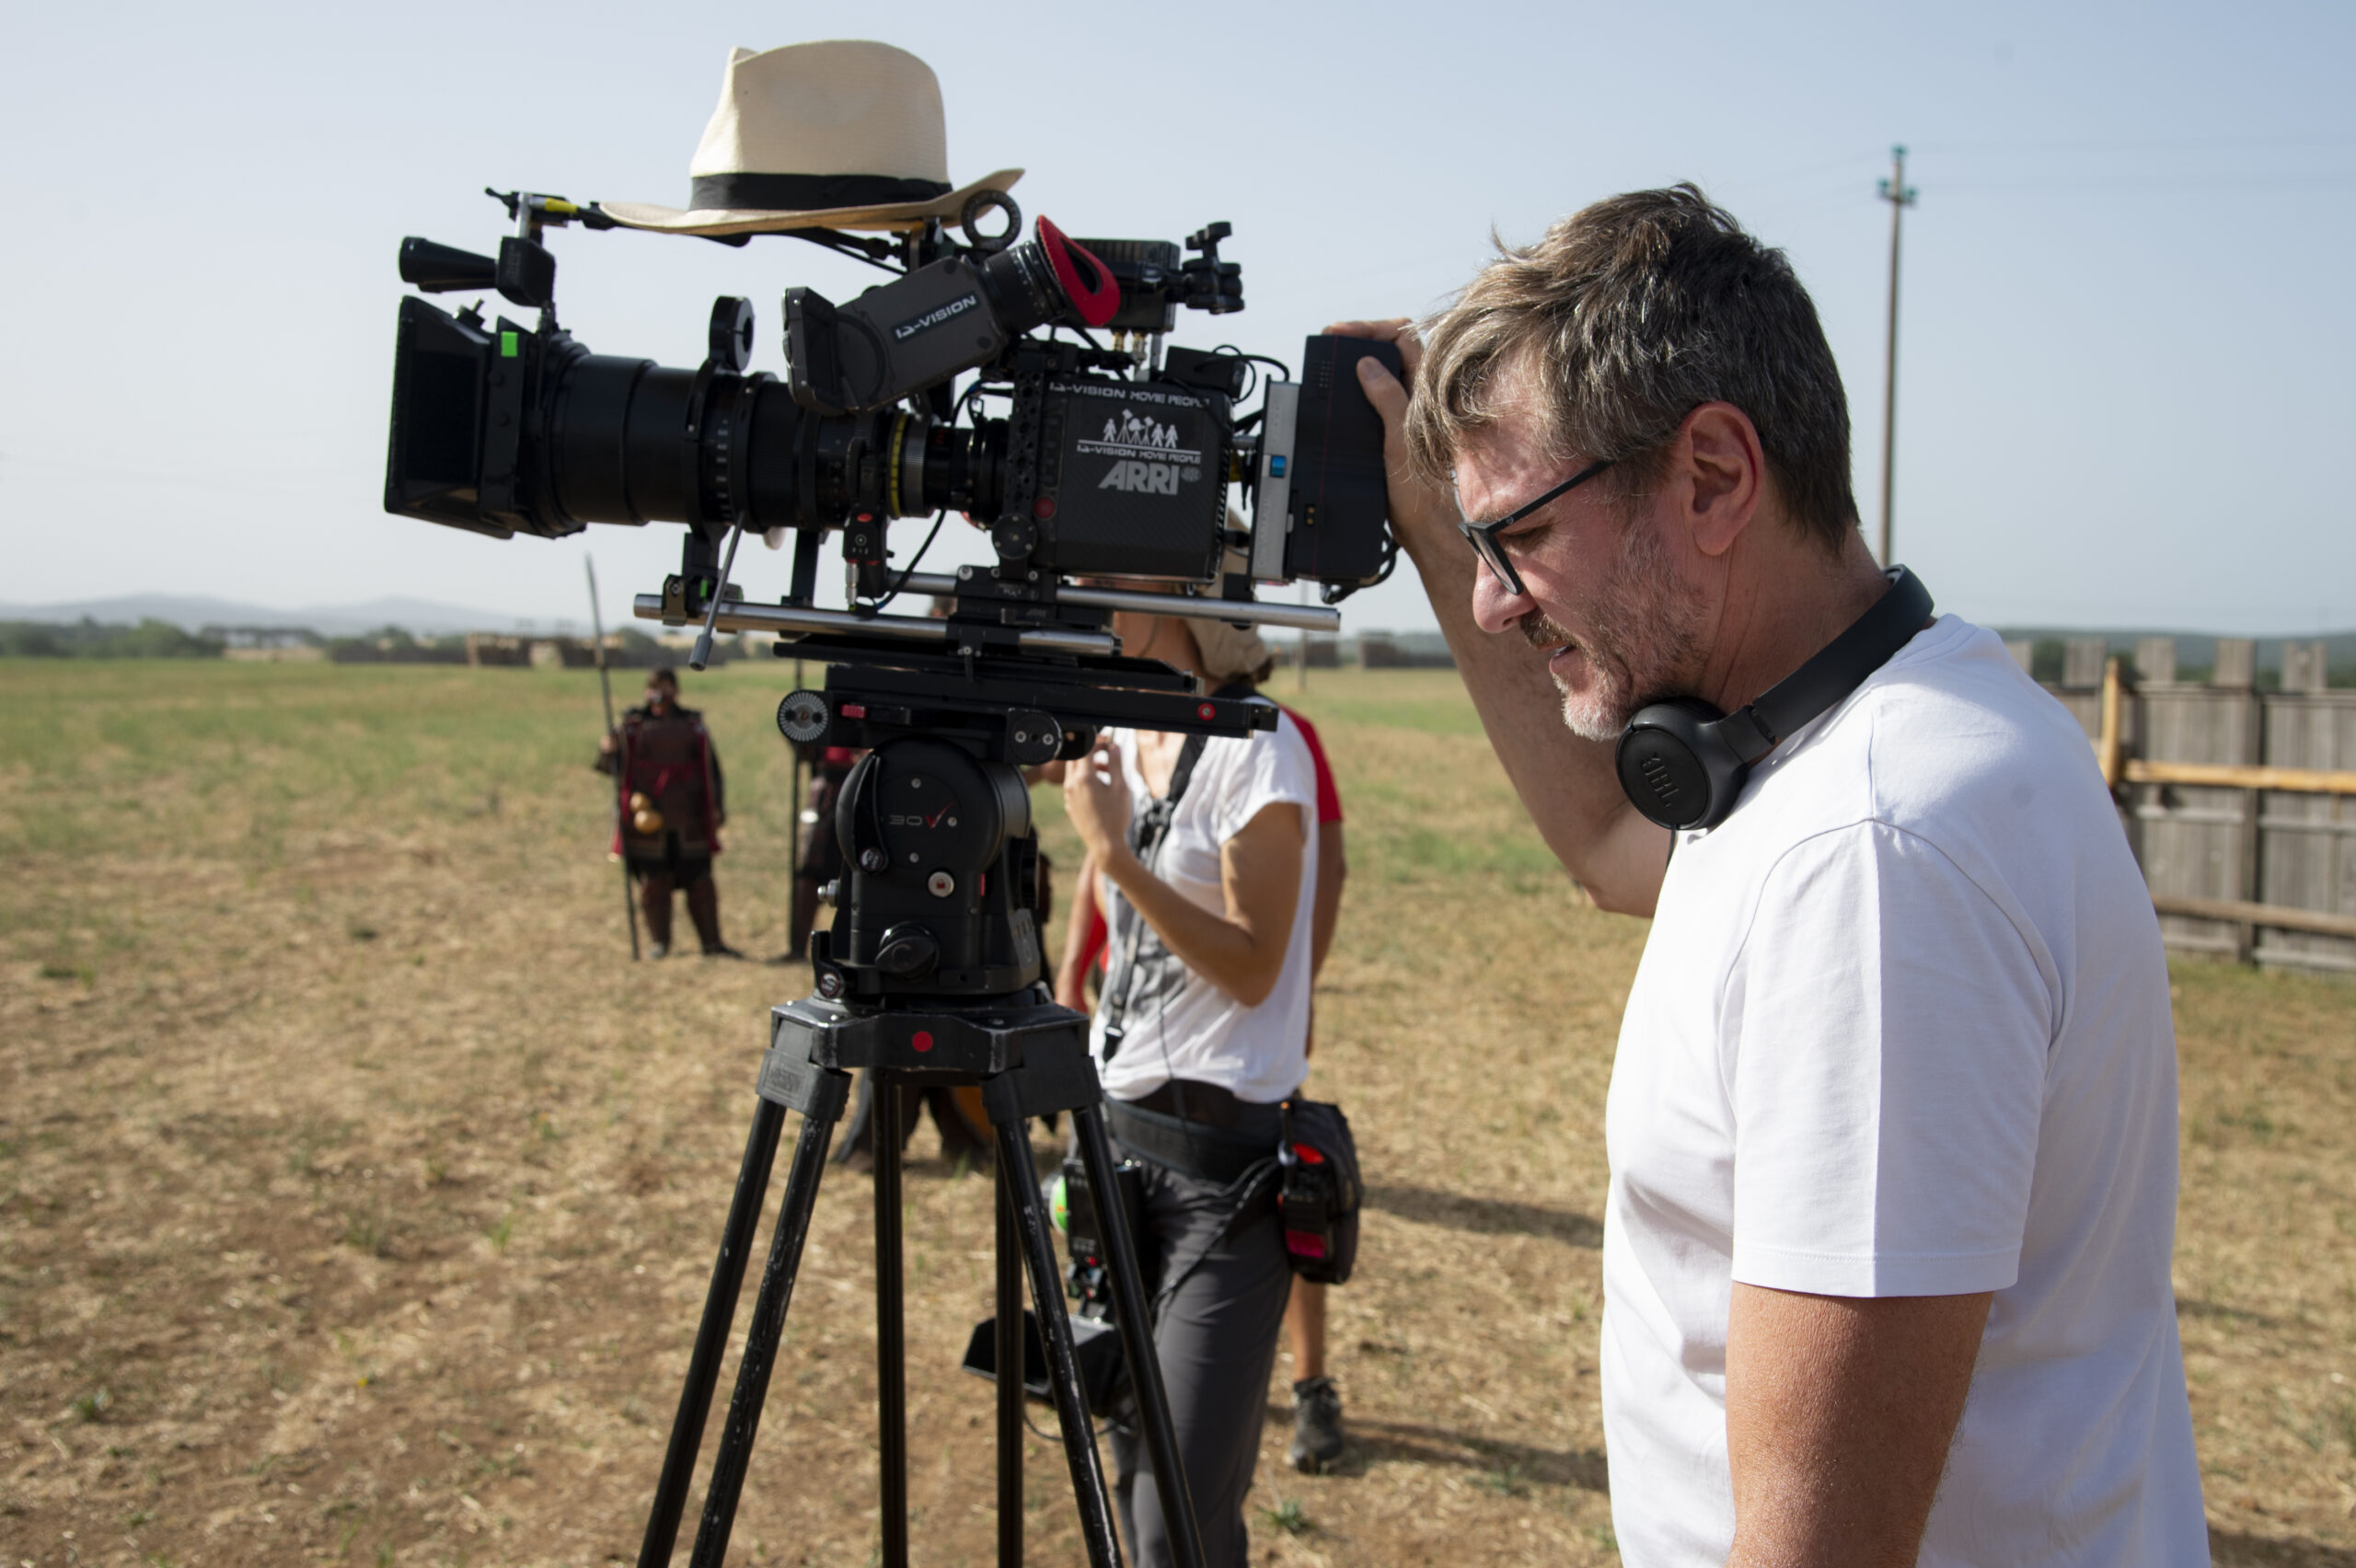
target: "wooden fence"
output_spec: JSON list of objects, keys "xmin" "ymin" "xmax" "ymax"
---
[{"xmin": 2014, "ymin": 636, "xmax": 2355, "ymax": 974}]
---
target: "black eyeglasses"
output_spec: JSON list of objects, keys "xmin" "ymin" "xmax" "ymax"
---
[{"xmin": 1457, "ymin": 458, "xmax": 1613, "ymax": 598}]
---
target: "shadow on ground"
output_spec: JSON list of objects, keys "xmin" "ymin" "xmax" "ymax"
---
[
  {"xmin": 2177, "ymin": 1296, "xmax": 2284, "ymax": 1329},
  {"xmin": 1264, "ymin": 1408, "xmax": 1610, "ymax": 1494},
  {"xmin": 2213, "ymin": 1531, "xmax": 2356, "ymax": 1566},
  {"xmin": 1364, "ymin": 1184, "xmax": 1603, "ymax": 1247}
]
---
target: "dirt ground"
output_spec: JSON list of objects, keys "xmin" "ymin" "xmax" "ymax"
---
[{"xmin": 2, "ymin": 661, "xmax": 2352, "ymax": 1567}]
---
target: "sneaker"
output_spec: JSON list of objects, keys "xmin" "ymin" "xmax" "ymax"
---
[
  {"xmin": 1288, "ymin": 1376, "xmax": 1344, "ymax": 1473},
  {"xmin": 648, "ymin": 942, "xmax": 670, "ymax": 960}
]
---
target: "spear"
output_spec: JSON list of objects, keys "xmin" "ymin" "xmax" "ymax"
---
[{"xmin": 586, "ymin": 557, "xmax": 641, "ymax": 960}]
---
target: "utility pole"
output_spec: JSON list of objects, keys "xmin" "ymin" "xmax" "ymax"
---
[{"xmin": 1876, "ymin": 144, "xmax": 1918, "ymax": 568}]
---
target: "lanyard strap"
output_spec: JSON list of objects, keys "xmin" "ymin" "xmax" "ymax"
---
[{"xmin": 1099, "ymin": 686, "xmax": 1256, "ymax": 1055}]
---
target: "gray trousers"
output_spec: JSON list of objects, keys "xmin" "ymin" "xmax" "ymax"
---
[{"xmin": 1111, "ymin": 1158, "xmax": 1293, "ymax": 1568}]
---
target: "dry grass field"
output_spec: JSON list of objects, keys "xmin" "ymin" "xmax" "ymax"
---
[{"xmin": 2, "ymin": 659, "xmax": 2352, "ymax": 1567}]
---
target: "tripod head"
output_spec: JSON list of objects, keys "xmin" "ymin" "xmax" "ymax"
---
[{"xmin": 777, "ymin": 628, "xmax": 1272, "ymax": 1008}]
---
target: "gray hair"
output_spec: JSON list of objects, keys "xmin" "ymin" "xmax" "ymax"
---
[{"xmin": 1404, "ymin": 185, "xmax": 1861, "ymax": 551}]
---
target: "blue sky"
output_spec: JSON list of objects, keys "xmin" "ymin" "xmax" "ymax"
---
[{"xmin": 2, "ymin": 0, "xmax": 2350, "ymax": 637}]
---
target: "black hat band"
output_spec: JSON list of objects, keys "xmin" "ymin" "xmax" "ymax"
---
[{"xmin": 689, "ymin": 172, "xmax": 953, "ymax": 213}]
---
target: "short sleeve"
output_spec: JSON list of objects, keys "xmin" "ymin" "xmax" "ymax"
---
[
  {"xmin": 1725, "ymin": 822, "xmax": 2053, "ymax": 1297},
  {"xmin": 1208, "ymin": 714, "xmax": 1316, "ymax": 847}
]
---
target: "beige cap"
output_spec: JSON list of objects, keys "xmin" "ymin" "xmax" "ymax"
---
[
  {"xmin": 1187, "ymin": 616, "xmax": 1274, "ymax": 684},
  {"xmin": 602, "ymin": 41, "xmax": 1022, "ymax": 237}
]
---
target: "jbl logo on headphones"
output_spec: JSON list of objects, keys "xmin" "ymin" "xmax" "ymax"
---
[{"xmin": 1639, "ymin": 755, "xmax": 1682, "ymax": 808}]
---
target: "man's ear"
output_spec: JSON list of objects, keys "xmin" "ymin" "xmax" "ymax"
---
[{"xmin": 1680, "ymin": 403, "xmax": 1766, "ymax": 559}]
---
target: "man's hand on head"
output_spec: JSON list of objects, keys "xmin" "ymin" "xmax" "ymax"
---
[
  {"xmin": 1320, "ymin": 317, "xmax": 1670, "ymax": 916},
  {"xmin": 1322, "ymin": 318, "xmax": 1459, "ymax": 559}
]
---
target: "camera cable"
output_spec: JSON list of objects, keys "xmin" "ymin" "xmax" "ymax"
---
[{"xmin": 863, "ymin": 511, "xmax": 947, "ymax": 613}]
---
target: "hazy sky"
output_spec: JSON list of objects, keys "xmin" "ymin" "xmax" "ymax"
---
[{"xmin": 3, "ymin": 0, "xmax": 2350, "ymax": 638}]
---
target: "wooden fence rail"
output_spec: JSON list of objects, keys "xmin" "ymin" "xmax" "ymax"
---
[{"xmin": 2018, "ymin": 636, "xmax": 2354, "ymax": 974}]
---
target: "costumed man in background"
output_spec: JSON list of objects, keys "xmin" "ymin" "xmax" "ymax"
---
[{"xmin": 596, "ymin": 667, "xmax": 742, "ymax": 958}]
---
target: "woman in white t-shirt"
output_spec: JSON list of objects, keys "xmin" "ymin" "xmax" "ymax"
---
[{"xmin": 1061, "ymin": 604, "xmax": 1318, "ymax": 1568}]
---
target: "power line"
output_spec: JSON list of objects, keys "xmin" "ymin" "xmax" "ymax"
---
[{"xmin": 1910, "ymin": 133, "xmax": 2356, "ymax": 156}]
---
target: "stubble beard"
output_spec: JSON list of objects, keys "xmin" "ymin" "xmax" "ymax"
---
[{"xmin": 1519, "ymin": 517, "xmax": 1703, "ymax": 742}]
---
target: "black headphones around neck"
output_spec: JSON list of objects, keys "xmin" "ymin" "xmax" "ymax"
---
[{"xmin": 1614, "ymin": 567, "xmax": 1934, "ymax": 833}]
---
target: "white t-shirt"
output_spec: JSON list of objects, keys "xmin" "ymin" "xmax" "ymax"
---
[
  {"xmin": 1088, "ymin": 706, "xmax": 1319, "ymax": 1105},
  {"xmin": 1602, "ymin": 617, "xmax": 2206, "ymax": 1567}
]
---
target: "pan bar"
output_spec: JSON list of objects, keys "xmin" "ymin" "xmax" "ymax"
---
[
  {"xmin": 894, "ymin": 572, "xmax": 1343, "ymax": 633},
  {"xmin": 630, "ymin": 595, "xmax": 1117, "ymax": 657}
]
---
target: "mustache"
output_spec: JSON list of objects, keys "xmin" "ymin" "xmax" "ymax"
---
[{"xmin": 1518, "ymin": 613, "xmax": 1581, "ymax": 652}]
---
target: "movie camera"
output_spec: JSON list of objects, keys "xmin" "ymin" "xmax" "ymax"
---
[
  {"xmin": 380, "ymin": 182, "xmax": 1396, "ymax": 1568},
  {"xmin": 387, "ymin": 188, "xmax": 1393, "ymax": 611}
]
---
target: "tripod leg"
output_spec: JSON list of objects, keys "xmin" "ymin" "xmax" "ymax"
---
[
  {"xmin": 637, "ymin": 1100, "xmax": 786, "ymax": 1568},
  {"xmin": 873, "ymin": 1082, "xmax": 909, "ymax": 1568},
  {"xmin": 996, "ymin": 1158, "xmax": 1022, "ymax": 1568},
  {"xmin": 1073, "ymin": 1107, "xmax": 1207, "ymax": 1568},
  {"xmin": 995, "ymin": 1117, "xmax": 1126, "ymax": 1568},
  {"xmin": 682, "ymin": 1107, "xmax": 838, "ymax": 1568}
]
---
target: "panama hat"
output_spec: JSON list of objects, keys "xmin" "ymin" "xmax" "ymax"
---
[{"xmin": 601, "ymin": 41, "xmax": 1022, "ymax": 237}]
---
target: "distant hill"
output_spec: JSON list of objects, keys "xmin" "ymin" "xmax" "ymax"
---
[{"xmin": 0, "ymin": 594, "xmax": 552, "ymax": 638}]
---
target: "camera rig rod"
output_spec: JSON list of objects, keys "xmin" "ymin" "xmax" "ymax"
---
[
  {"xmin": 896, "ymin": 571, "xmax": 1344, "ymax": 634},
  {"xmin": 631, "ymin": 594, "xmax": 1117, "ymax": 657}
]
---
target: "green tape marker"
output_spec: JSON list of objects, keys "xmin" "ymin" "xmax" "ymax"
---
[{"xmin": 500, "ymin": 330, "xmax": 519, "ymax": 358}]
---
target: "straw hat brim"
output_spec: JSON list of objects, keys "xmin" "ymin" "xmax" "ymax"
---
[{"xmin": 601, "ymin": 168, "xmax": 1023, "ymax": 236}]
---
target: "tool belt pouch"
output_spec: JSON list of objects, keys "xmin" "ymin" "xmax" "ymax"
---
[{"xmin": 1277, "ymin": 1099, "xmax": 1362, "ymax": 1286}]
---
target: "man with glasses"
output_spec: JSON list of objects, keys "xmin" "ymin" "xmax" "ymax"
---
[{"xmin": 1329, "ymin": 186, "xmax": 2202, "ymax": 1566}]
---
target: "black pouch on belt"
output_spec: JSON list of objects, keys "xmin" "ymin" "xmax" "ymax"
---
[{"xmin": 1276, "ymin": 1098, "xmax": 1363, "ymax": 1286}]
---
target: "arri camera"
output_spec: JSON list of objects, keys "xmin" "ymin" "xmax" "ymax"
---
[
  {"xmin": 380, "ymin": 182, "xmax": 1395, "ymax": 1568},
  {"xmin": 388, "ymin": 190, "xmax": 1395, "ymax": 610}
]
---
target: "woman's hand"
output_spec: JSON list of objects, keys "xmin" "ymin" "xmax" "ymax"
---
[{"xmin": 1061, "ymin": 744, "xmax": 1134, "ymax": 867}]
